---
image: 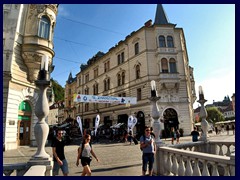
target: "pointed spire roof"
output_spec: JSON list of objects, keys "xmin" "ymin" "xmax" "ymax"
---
[{"xmin": 154, "ymin": 4, "xmax": 172, "ymax": 25}]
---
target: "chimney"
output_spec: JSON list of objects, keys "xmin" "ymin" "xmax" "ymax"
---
[{"xmin": 144, "ymin": 19, "xmax": 152, "ymax": 27}]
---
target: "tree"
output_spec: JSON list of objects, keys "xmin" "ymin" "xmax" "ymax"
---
[
  {"xmin": 206, "ymin": 107, "xmax": 225, "ymax": 124},
  {"xmin": 50, "ymin": 79, "xmax": 64, "ymax": 102}
]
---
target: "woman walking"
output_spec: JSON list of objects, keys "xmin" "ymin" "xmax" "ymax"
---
[{"xmin": 76, "ymin": 134, "xmax": 99, "ymax": 176}]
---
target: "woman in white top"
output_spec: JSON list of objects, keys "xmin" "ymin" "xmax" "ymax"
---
[{"xmin": 76, "ymin": 134, "xmax": 99, "ymax": 176}]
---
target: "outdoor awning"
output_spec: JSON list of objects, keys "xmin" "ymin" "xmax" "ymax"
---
[{"xmin": 110, "ymin": 123, "xmax": 124, "ymax": 128}]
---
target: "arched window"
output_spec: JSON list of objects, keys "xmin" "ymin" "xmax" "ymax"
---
[
  {"xmin": 118, "ymin": 74, "xmax": 121, "ymax": 86},
  {"xmin": 161, "ymin": 58, "xmax": 168, "ymax": 73},
  {"xmin": 136, "ymin": 65, "xmax": 140, "ymax": 79},
  {"xmin": 167, "ymin": 36, "xmax": 174, "ymax": 48},
  {"xmin": 169, "ymin": 58, "xmax": 177, "ymax": 73},
  {"xmin": 134, "ymin": 42, "xmax": 139, "ymax": 55},
  {"xmin": 159, "ymin": 35, "xmax": 166, "ymax": 47},
  {"xmin": 38, "ymin": 16, "xmax": 50, "ymax": 39},
  {"xmin": 122, "ymin": 72, "xmax": 125, "ymax": 84}
]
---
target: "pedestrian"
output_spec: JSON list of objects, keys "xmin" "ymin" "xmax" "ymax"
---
[
  {"xmin": 232, "ymin": 124, "xmax": 235, "ymax": 135},
  {"xmin": 226, "ymin": 124, "xmax": 230, "ymax": 135},
  {"xmin": 215, "ymin": 126, "xmax": 218, "ymax": 135},
  {"xmin": 76, "ymin": 134, "xmax": 99, "ymax": 176},
  {"xmin": 140, "ymin": 126, "xmax": 156, "ymax": 176},
  {"xmin": 176, "ymin": 129, "xmax": 180, "ymax": 144},
  {"xmin": 128, "ymin": 129, "xmax": 133, "ymax": 145},
  {"xmin": 51, "ymin": 129, "xmax": 69, "ymax": 176},
  {"xmin": 170, "ymin": 127, "xmax": 175, "ymax": 145},
  {"xmin": 191, "ymin": 126, "xmax": 200, "ymax": 142}
]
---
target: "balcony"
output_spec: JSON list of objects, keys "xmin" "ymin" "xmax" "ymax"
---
[{"xmin": 159, "ymin": 73, "xmax": 180, "ymax": 91}]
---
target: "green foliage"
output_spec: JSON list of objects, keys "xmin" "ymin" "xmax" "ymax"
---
[
  {"xmin": 206, "ymin": 107, "xmax": 225, "ymax": 124},
  {"xmin": 51, "ymin": 79, "xmax": 65, "ymax": 102}
]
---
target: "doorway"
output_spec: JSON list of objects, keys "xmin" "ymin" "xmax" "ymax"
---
[
  {"xmin": 18, "ymin": 101, "xmax": 32, "ymax": 146},
  {"xmin": 163, "ymin": 108, "xmax": 179, "ymax": 138}
]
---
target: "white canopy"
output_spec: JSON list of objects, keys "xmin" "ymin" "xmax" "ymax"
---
[{"xmin": 110, "ymin": 123, "xmax": 124, "ymax": 128}]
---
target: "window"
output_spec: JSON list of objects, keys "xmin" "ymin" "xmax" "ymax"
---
[
  {"xmin": 122, "ymin": 72, "xmax": 125, "ymax": 85},
  {"xmin": 104, "ymin": 78, "xmax": 110, "ymax": 91},
  {"xmin": 161, "ymin": 58, "xmax": 168, "ymax": 73},
  {"xmin": 167, "ymin": 36, "xmax": 174, "ymax": 48},
  {"xmin": 134, "ymin": 42, "xmax": 139, "ymax": 55},
  {"xmin": 121, "ymin": 52, "xmax": 125, "ymax": 63},
  {"xmin": 117, "ymin": 54, "xmax": 121, "ymax": 65},
  {"xmin": 104, "ymin": 61, "xmax": 110, "ymax": 72},
  {"xmin": 68, "ymin": 88, "xmax": 71, "ymax": 95},
  {"xmin": 118, "ymin": 52, "xmax": 125, "ymax": 65},
  {"xmin": 94, "ymin": 68, "xmax": 98, "ymax": 78},
  {"xmin": 93, "ymin": 83, "xmax": 98, "ymax": 95},
  {"xmin": 118, "ymin": 74, "xmax": 121, "ymax": 86},
  {"xmin": 169, "ymin": 58, "xmax": 177, "ymax": 73},
  {"xmin": 136, "ymin": 65, "xmax": 140, "ymax": 79},
  {"xmin": 84, "ymin": 87, "xmax": 89, "ymax": 95},
  {"xmin": 159, "ymin": 36, "xmax": 166, "ymax": 47},
  {"xmin": 38, "ymin": 16, "xmax": 50, "ymax": 39},
  {"xmin": 137, "ymin": 88, "xmax": 142, "ymax": 101},
  {"xmin": 85, "ymin": 74, "xmax": 89, "ymax": 83},
  {"xmin": 78, "ymin": 77, "xmax": 81, "ymax": 86},
  {"xmin": 85, "ymin": 103, "xmax": 89, "ymax": 112}
]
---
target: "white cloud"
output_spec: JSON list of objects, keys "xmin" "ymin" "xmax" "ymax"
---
[{"xmin": 193, "ymin": 71, "xmax": 235, "ymax": 108}]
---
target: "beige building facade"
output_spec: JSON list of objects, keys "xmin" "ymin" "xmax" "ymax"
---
[
  {"xmin": 3, "ymin": 4, "xmax": 58, "ymax": 150},
  {"xmin": 65, "ymin": 5, "xmax": 197, "ymax": 139}
]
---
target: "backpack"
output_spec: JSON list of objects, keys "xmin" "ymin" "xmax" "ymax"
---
[{"xmin": 140, "ymin": 135, "xmax": 153, "ymax": 151}]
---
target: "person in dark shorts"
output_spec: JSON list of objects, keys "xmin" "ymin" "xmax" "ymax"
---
[
  {"xmin": 140, "ymin": 126, "xmax": 156, "ymax": 176},
  {"xmin": 76, "ymin": 134, "xmax": 99, "ymax": 176},
  {"xmin": 191, "ymin": 126, "xmax": 200, "ymax": 142},
  {"xmin": 51, "ymin": 129, "xmax": 69, "ymax": 176}
]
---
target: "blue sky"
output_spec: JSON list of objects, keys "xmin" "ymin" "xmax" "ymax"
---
[{"xmin": 51, "ymin": 4, "xmax": 235, "ymax": 108}]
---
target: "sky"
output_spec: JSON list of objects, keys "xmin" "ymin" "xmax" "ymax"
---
[{"xmin": 51, "ymin": 4, "xmax": 235, "ymax": 109}]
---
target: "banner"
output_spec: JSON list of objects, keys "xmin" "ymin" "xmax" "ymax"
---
[
  {"xmin": 74, "ymin": 94, "xmax": 137, "ymax": 104},
  {"xmin": 76, "ymin": 116, "xmax": 83, "ymax": 136},
  {"xmin": 95, "ymin": 114, "xmax": 100, "ymax": 136},
  {"xmin": 128, "ymin": 115, "xmax": 133, "ymax": 132}
]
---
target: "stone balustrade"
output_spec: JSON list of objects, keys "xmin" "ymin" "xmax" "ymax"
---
[
  {"xmin": 156, "ymin": 142, "xmax": 235, "ymax": 176},
  {"xmin": 3, "ymin": 163, "xmax": 48, "ymax": 176}
]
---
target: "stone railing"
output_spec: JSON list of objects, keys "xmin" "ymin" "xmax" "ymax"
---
[
  {"xmin": 3, "ymin": 163, "xmax": 49, "ymax": 176},
  {"xmin": 3, "ymin": 163, "xmax": 28, "ymax": 176},
  {"xmin": 155, "ymin": 140, "xmax": 235, "ymax": 176}
]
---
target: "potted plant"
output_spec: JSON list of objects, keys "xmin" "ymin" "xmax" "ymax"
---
[{"xmin": 179, "ymin": 128, "xmax": 184, "ymax": 137}]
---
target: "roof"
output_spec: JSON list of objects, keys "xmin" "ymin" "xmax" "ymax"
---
[{"xmin": 154, "ymin": 4, "xmax": 175, "ymax": 26}]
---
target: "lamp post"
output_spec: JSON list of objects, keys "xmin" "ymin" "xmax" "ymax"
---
[
  {"xmin": 198, "ymin": 86, "xmax": 209, "ymax": 142},
  {"xmin": 33, "ymin": 55, "xmax": 50, "ymax": 158},
  {"xmin": 149, "ymin": 80, "xmax": 162, "ymax": 145}
]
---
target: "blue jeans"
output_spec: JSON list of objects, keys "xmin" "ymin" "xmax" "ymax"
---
[
  {"xmin": 53, "ymin": 159, "xmax": 69, "ymax": 176},
  {"xmin": 142, "ymin": 153, "xmax": 154, "ymax": 172}
]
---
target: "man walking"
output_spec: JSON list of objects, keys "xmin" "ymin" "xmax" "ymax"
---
[{"xmin": 52, "ymin": 129, "xmax": 69, "ymax": 176}]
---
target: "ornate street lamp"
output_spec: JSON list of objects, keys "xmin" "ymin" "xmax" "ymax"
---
[
  {"xmin": 149, "ymin": 80, "xmax": 162, "ymax": 145},
  {"xmin": 33, "ymin": 55, "xmax": 51, "ymax": 158},
  {"xmin": 198, "ymin": 86, "xmax": 209, "ymax": 142}
]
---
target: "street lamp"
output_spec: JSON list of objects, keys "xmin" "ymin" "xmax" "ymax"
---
[
  {"xmin": 198, "ymin": 86, "xmax": 209, "ymax": 142},
  {"xmin": 149, "ymin": 80, "xmax": 162, "ymax": 145},
  {"xmin": 34, "ymin": 55, "xmax": 50, "ymax": 158}
]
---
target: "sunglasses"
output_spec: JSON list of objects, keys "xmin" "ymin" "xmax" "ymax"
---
[
  {"xmin": 145, "ymin": 130, "xmax": 150, "ymax": 132},
  {"xmin": 58, "ymin": 133, "xmax": 63, "ymax": 135}
]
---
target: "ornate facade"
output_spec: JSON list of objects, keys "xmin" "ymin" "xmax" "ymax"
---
[
  {"xmin": 65, "ymin": 5, "xmax": 197, "ymax": 138},
  {"xmin": 3, "ymin": 4, "xmax": 58, "ymax": 150}
]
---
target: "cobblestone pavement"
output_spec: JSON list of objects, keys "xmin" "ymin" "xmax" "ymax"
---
[{"xmin": 3, "ymin": 131, "xmax": 235, "ymax": 176}]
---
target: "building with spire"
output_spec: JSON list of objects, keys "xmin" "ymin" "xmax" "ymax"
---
[
  {"xmin": 3, "ymin": 4, "xmax": 58, "ymax": 150},
  {"xmin": 64, "ymin": 4, "xmax": 196, "ymax": 138}
]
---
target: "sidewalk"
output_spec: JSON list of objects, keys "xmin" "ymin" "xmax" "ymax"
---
[{"xmin": 3, "ymin": 132, "xmax": 234, "ymax": 176}]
